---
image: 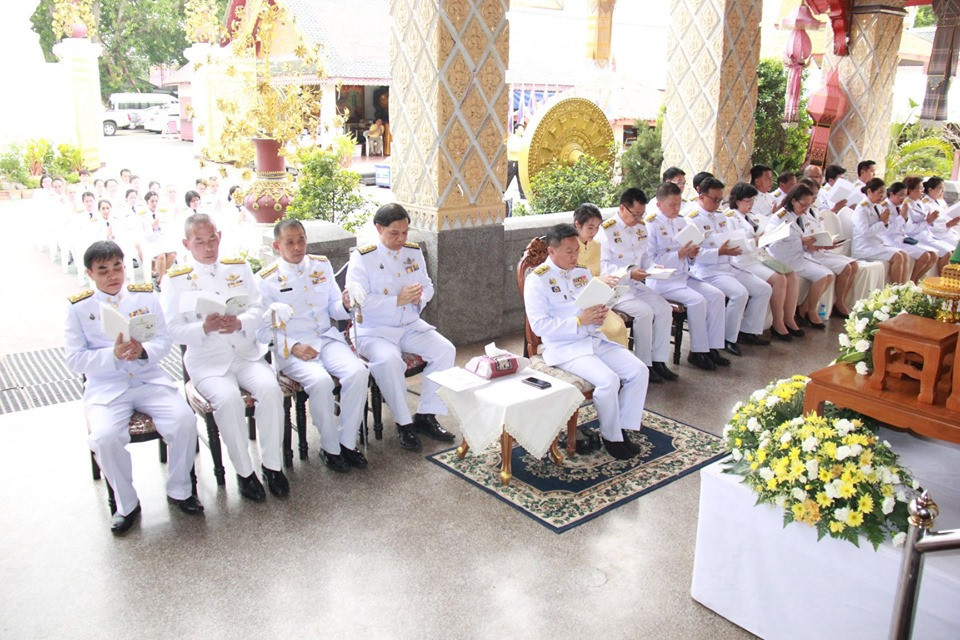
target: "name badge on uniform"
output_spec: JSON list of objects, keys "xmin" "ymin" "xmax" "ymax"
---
[
  {"xmin": 550, "ymin": 286, "xmax": 561, "ymax": 293},
  {"xmin": 280, "ymin": 287, "xmax": 293, "ymax": 293}
]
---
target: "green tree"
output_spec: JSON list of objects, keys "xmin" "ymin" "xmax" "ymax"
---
[
  {"xmin": 620, "ymin": 109, "xmax": 664, "ymax": 197},
  {"xmin": 287, "ymin": 148, "xmax": 370, "ymax": 232},
  {"xmin": 529, "ymin": 156, "xmax": 619, "ymax": 215},
  {"xmin": 753, "ymin": 59, "xmax": 812, "ymax": 174},
  {"xmin": 914, "ymin": 7, "xmax": 937, "ymax": 28}
]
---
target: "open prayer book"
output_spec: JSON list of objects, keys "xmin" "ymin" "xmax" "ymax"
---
[
  {"xmin": 574, "ymin": 278, "xmax": 629, "ymax": 310},
  {"xmin": 806, "ymin": 230, "xmax": 842, "ymax": 248},
  {"xmin": 100, "ymin": 303, "xmax": 158, "ymax": 342},
  {"xmin": 673, "ymin": 223, "xmax": 705, "ymax": 247},
  {"xmin": 713, "ymin": 230, "xmax": 750, "ymax": 253},
  {"xmin": 826, "ymin": 178, "xmax": 856, "ymax": 207},
  {"xmin": 758, "ymin": 221, "xmax": 791, "ymax": 248},
  {"xmin": 942, "ymin": 200, "xmax": 960, "ymax": 220},
  {"xmin": 179, "ymin": 291, "xmax": 250, "ymax": 317},
  {"xmin": 645, "ymin": 266, "xmax": 676, "ymax": 280}
]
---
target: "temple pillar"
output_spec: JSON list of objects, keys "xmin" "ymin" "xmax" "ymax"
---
[
  {"xmin": 822, "ymin": 1, "xmax": 907, "ymax": 173},
  {"xmin": 187, "ymin": 43, "xmax": 256, "ymax": 162},
  {"xmin": 52, "ymin": 38, "xmax": 103, "ymax": 169},
  {"xmin": 388, "ymin": 0, "xmax": 510, "ymax": 344},
  {"xmin": 661, "ymin": 0, "xmax": 762, "ymax": 192}
]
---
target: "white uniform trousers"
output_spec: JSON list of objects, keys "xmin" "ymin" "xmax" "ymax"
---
[
  {"xmin": 655, "ymin": 280, "xmax": 725, "ymax": 352},
  {"xmin": 357, "ymin": 328, "xmax": 455, "ymax": 426},
  {"xmin": 699, "ymin": 271, "xmax": 773, "ymax": 340},
  {"xmin": 86, "ymin": 384, "xmax": 197, "ymax": 517},
  {"xmin": 612, "ymin": 286, "xmax": 672, "ymax": 365},
  {"xmin": 194, "ymin": 359, "xmax": 283, "ymax": 476},
  {"xmin": 280, "ymin": 339, "xmax": 370, "ymax": 454},
  {"xmin": 558, "ymin": 336, "xmax": 648, "ymax": 442}
]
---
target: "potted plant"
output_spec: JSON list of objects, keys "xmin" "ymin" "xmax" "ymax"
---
[
  {"xmin": 286, "ymin": 148, "xmax": 370, "ymax": 232},
  {"xmin": 23, "ymin": 138, "xmax": 53, "ymax": 177}
]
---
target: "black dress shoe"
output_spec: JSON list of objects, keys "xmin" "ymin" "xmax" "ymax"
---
[
  {"xmin": 167, "ymin": 495, "xmax": 204, "ymax": 515},
  {"xmin": 724, "ymin": 341, "xmax": 742, "ymax": 356},
  {"xmin": 341, "ymin": 447, "xmax": 368, "ymax": 469},
  {"xmin": 652, "ymin": 362, "xmax": 679, "ymax": 381},
  {"xmin": 602, "ymin": 437, "xmax": 634, "ymax": 460},
  {"xmin": 647, "ymin": 365, "xmax": 663, "ymax": 383},
  {"xmin": 237, "ymin": 473, "xmax": 266, "ymax": 502},
  {"xmin": 396, "ymin": 423, "xmax": 423, "ymax": 451},
  {"xmin": 687, "ymin": 352, "xmax": 717, "ymax": 370},
  {"xmin": 262, "ymin": 465, "xmax": 290, "ymax": 497},
  {"xmin": 413, "ymin": 413, "xmax": 456, "ymax": 442},
  {"xmin": 771, "ymin": 328, "xmax": 793, "ymax": 342},
  {"xmin": 738, "ymin": 332, "xmax": 770, "ymax": 346},
  {"xmin": 321, "ymin": 450, "xmax": 350, "ymax": 473},
  {"xmin": 111, "ymin": 503, "xmax": 141, "ymax": 535},
  {"xmin": 787, "ymin": 326, "xmax": 805, "ymax": 337},
  {"xmin": 807, "ymin": 320, "xmax": 827, "ymax": 331},
  {"xmin": 621, "ymin": 429, "xmax": 641, "ymax": 455},
  {"xmin": 709, "ymin": 349, "xmax": 731, "ymax": 366}
]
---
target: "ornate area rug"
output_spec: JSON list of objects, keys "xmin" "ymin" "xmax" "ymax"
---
[{"xmin": 428, "ymin": 407, "xmax": 726, "ymax": 533}]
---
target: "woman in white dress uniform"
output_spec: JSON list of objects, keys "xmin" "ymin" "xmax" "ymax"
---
[
  {"xmin": 763, "ymin": 184, "xmax": 833, "ymax": 332},
  {"xmin": 851, "ymin": 178, "xmax": 909, "ymax": 284},
  {"xmin": 923, "ymin": 176, "xmax": 960, "ymax": 247},
  {"xmin": 903, "ymin": 176, "xmax": 954, "ymax": 273},
  {"xmin": 727, "ymin": 182, "xmax": 799, "ymax": 340},
  {"xmin": 883, "ymin": 182, "xmax": 938, "ymax": 282},
  {"xmin": 797, "ymin": 178, "xmax": 858, "ymax": 316}
]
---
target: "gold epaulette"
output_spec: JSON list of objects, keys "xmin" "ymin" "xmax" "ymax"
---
[
  {"xmin": 404, "ymin": 241, "xmax": 420, "ymax": 250},
  {"xmin": 533, "ymin": 264, "xmax": 549, "ymax": 275},
  {"xmin": 773, "ymin": 189, "xmax": 783, "ymax": 198},
  {"xmin": 358, "ymin": 244, "xmax": 377, "ymax": 255},
  {"xmin": 860, "ymin": 200, "xmax": 870, "ymax": 208},
  {"xmin": 922, "ymin": 196, "xmax": 931, "ymax": 203},
  {"xmin": 220, "ymin": 257, "xmax": 246, "ymax": 265},
  {"xmin": 575, "ymin": 262, "xmax": 587, "ymax": 269},
  {"xmin": 644, "ymin": 212, "xmax": 657, "ymax": 223},
  {"xmin": 68, "ymin": 290, "xmax": 93, "ymax": 304},
  {"xmin": 259, "ymin": 263, "xmax": 279, "ymax": 279},
  {"xmin": 725, "ymin": 209, "xmax": 736, "ymax": 217},
  {"xmin": 775, "ymin": 208, "xmax": 787, "ymax": 219},
  {"xmin": 127, "ymin": 283, "xmax": 154, "ymax": 293},
  {"xmin": 167, "ymin": 264, "xmax": 193, "ymax": 278},
  {"xmin": 308, "ymin": 254, "xmax": 329, "ymax": 262},
  {"xmin": 601, "ymin": 218, "xmax": 617, "ymax": 229},
  {"xmin": 686, "ymin": 210, "xmax": 699, "ymax": 218}
]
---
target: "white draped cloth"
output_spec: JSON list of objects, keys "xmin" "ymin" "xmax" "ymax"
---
[{"xmin": 436, "ymin": 368, "xmax": 584, "ymax": 459}]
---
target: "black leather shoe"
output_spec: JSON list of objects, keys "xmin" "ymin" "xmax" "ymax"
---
[
  {"xmin": 787, "ymin": 326, "xmax": 805, "ymax": 337},
  {"xmin": 724, "ymin": 341, "xmax": 742, "ymax": 356},
  {"xmin": 647, "ymin": 365, "xmax": 663, "ymax": 383},
  {"xmin": 621, "ymin": 429, "xmax": 641, "ymax": 455},
  {"xmin": 738, "ymin": 332, "xmax": 770, "ymax": 346},
  {"xmin": 687, "ymin": 352, "xmax": 717, "ymax": 370},
  {"xmin": 321, "ymin": 450, "xmax": 350, "ymax": 473},
  {"xmin": 709, "ymin": 349, "xmax": 731, "ymax": 366},
  {"xmin": 262, "ymin": 466, "xmax": 290, "ymax": 497},
  {"xmin": 602, "ymin": 437, "xmax": 634, "ymax": 460},
  {"xmin": 771, "ymin": 328, "xmax": 793, "ymax": 342},
  {"xmin": 807, "ymin": 320, "xmax": 827, "ymax": 331},
  {"xmin": 396, "ymin": 423, "xmax": 422, "ymax": 451},
  {"xmin": 167, "ymin": 495, "xmax": 204, "ymax": 515},
  {"xmin": 413, "ymin": 413, "xmax": 456, "ymax": 442},
  {"xmin": 237, "ymin": 472, "xmax": 266, "ymax": 502},
  {"xmin": 111, "ymin": 503, "xmax": 141, "ymax": 535},
  {"xmin": 341, "ymin": 447, "xmax": 368, "ymax": 469},
  {"xmin": 652, "ymin": 362, "xmax": 679, "ymax": 381}
]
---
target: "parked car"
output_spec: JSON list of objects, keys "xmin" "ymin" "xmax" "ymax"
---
[
  {"xmin": 143, "ymin": 104, "xmax": 179, "ymax": 134},
  {"xmin": 102, "ymin": 92, "xmax": 177, "ymax": 136}
]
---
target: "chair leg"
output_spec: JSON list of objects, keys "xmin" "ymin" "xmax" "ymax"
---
[
  {"xmin": 91, "ymin": 451, "xmax": 101, "ymax": 481},
  {"xmin": 371, "ymin": 381, "xmax": 384, "ymax": 440},
  {"xmin": 566, "ymin": 411, "xmax": 578, "ymax": 457},
  {"xmin": 296, "ymin": 391, "xmax": 308, "ymax": 460},
  {"xmin": 673, "ymin": 314, "xmax": 685, "ymax": 366},
  {"xmin": 282, "ymin": 396, "xmax": 293, "ymax": 468},
  {"xmin": 159, "ymin": 439, "xmax": 168, "ymax": 464},
  {"xmin": 203, "ymin": 413, "xmax": 226, "ymax": 486}
]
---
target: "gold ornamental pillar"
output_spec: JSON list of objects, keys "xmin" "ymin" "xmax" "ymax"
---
[
  {"xmin": 52, "ymin": 37, "xmax": 103, "ymax": 169},
  {"xmin": 822, "ymin": 1, "xmax": 907, "ymax": 174},
  {"xmin": 388, "ymin": 0, "xmax": 510, "ymax": 344},
  {"xmin": 661, "ymin": 0, "xmax": 763, "ymax": 193}
]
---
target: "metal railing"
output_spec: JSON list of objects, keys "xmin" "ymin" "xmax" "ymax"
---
[{"xmin": 889, "ymin": 491, "xmax": 960, "ymax": 640}]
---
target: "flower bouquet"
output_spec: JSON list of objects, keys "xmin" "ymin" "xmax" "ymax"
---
[
  {"xmin": 724, "ymin": 376, "xmax": 918, "ymax": 549},
  {"xmin": 836, "ymin": 282, "xmax": 938, "ymax": 375}
]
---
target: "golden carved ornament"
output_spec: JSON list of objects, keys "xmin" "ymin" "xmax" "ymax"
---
[{"xmin": 518, "ymin": 97, "xmax": 615, "ymax": 197}]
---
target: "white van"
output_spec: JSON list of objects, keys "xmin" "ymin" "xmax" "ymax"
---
[{"xmin": 102, "ymin": 92, "xmax": 177, "ymax": 136}]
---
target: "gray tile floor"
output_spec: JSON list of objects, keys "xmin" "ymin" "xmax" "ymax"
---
[{"xmin": 0, "ymin": 199, "xmax": 847, "ymax": 639}]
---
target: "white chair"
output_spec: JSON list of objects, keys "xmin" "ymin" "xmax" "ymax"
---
[{"xmin": 832, "ymin": 206, "xmax": 887, "ymax": 303}]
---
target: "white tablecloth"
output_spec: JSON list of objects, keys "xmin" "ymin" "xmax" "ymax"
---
[
  {"xmin": 691, "ymin": 428, "xmax": 960, "ymax": 640},
  {"xmin": 437, "ymin": 368, "xmax": 584, "ymax": 459}
]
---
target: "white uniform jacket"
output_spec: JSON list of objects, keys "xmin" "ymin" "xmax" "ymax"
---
[
  {"xmin": 595, "ymin": 214, "xmax": 654, "ymax": 282},
  {"xmin": 160, "ymin": 257, "xmax": 267, "ymax": 382},
  {"xmin": 852, "ymin": 200, "xmax": 890, "ymax": 257},
  {"xmin": 644, "ymin": 211, "xmax": 695, "ymax": 292},
  {"xmin": 524, "ymin": 257, "xmax": 614, "ymax": 367},
  {"xmin": 686, "ymin": 206, "xmax": 736, "ymax": 278},
  {"xmin": 64, "ymin": 285, "xmax": 177, "ymax": 406}
]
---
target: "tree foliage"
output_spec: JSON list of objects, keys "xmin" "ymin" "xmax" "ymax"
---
[
  {"xmin": 753, "ymin": 59, "xmax": 812, "ymax": 174},
  {"xmin": 914, "ymin": 6, "xmax": 937, "ymax": 28},
  {"xmin": 620, "ymin": 109, "xmax": 664, "ymax": 197},
  {"xmin": 529, "ymin": 156, "xmax": 619, "ymax": 215},
  {"xmin": 286, "ymin": 149, "xmax": 370, "ymax": 232}
]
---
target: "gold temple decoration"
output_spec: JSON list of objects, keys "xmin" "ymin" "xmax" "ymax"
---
[
  {"xmin": 921, "ymin": 264, "xmax": 960, "ymax": 323},
  {"xmin": 518, "ymin": 97, "xmax": 615, "ymax": 198}
]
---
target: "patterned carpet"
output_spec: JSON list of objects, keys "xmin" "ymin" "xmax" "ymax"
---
[{"xmin": 428, "ymin": 407, "xmax": 727, "ymax": 533}]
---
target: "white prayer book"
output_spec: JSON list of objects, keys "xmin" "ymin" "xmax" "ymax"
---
[
  {"xmin": 574, "ymin": 278, "xmax": 628, "ymax": 309},
  {"xmin": 827, "ymin": 178, "xmax": 856, "ymax": 207},
  {"xmin": 714, "ymin": 230, "xmax": 749, "ymax": 253},
  {"xmin": 100, "ymin": 303, "xmax": 158, "ymax": 342},
  {"xmin": 806, "ymin": 231, "xmax": 838, "ymax": 248},
  {"xmin": 758, "ymin": 221, "xmax": 791, "ymax": 248},
  {"xmin": 673, "ymin": 223, "xmax": 705, "ymax": 247},
  {"xmin": 427, "ymin": 367, "xmax": 489, "ymax": 392},
  {"xmin": 644, "ymin": 267, "xmax": 676, "ymax": 280},
  {"xmin": 943, "ymin": 200, "xmax": 960, "ymax": 220},
  {"xmin": 180, "ymin": 291, "xmax": 250, "ymax": 317}
]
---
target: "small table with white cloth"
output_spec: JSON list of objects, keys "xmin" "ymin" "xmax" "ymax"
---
[{"xmin": 432, "ymin": 368, "xmax": 585, "ymax": 485}]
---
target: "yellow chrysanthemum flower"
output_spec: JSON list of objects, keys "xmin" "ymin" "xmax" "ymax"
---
[
  {"xmin": 829, "ymin": 521, "xmax": 846, "ymax": 533},
  {"xmin": 816, "ymin": 491, "xmax": 833, "ymax": 508},
  {"xmin": 846, "ymin": 510, "xmax": 864, "ymax": 527},
  {"xmin": 858, "ymin": 494, "xmax": 874, "ymax": 514},
  {"xmin": 838, "ymin": 481, "xmax": 856, "ymax": 499}
]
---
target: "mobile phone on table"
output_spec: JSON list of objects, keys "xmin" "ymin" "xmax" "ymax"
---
[{"xmin": 522, "ymin": 376, "xmax": 551, "ymax": 390}]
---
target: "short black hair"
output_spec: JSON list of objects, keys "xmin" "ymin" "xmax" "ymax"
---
[
  {"xmin": 51, "ymin": 176, "xmax": 65, "ymax": 185},
  {"xmin": 105, "ymin": 178, "xmax": 118, "ymax": 187},
  {"xmin": 125, "ymin": 189, "xmax": 137, "ymax": 199},
  {"xmin": 782, "ymin": 184, "xmax": 815, "ymax": 214},
  {"xmin": 81, "ymin": 191, "xmax": 95, "ymax": 201},
  {"xmin": 274, "ymin": 218, "xmax": 305, "ymax": 240},
  {"xmin": 656, "ymin": 181, "xmax": 682, "ymax": 200},
  {"xmin": 824, "ymin": 164, "xmax": 846, "ymax": 182},
  {"xmin": 887, "ymin": 181, "xmax": 906, "ymax": 196},
  {"xmin": 184, "ymin": 213, "xmax": 216, "ymax": 239},
  {"xmin": 374, "ymin": 202, "xmax": 411, "ymax": 227},
  {"xmin": 750, "ymin": 165, "xmax": 772, "ymax": 182},
  {"xmin": 184, "ymin": 190, "xmax": 200, "ymax": 207},
  {"xmin": 691, "ymin": 171, "xmax": 714, "ymax": 191},
  {"xmin": 144, "ymin": 191, "xmax": 158, "ymax": 202},
  {"xmin": 662, "ymin": 167, "xmax": 686, "ymax": 182},
  {"xmin": 619, "ymin": 187, "xmax": 648, "ymax": 208},
  {"xmin": 729, "ymin": 182, "xmax": 758, "ymax": 207},
  {"xmin": 83, "ymin": 240, "xmax": 124, "ymax": 270},
  {"xmin": 545, "ymin": 223, "xmax": 578, "ymax": 248},
  {"xmin": 776, "ymin": 171, "xmax": 795, "ymax": 187},
  {"xmin": 856, "ymin": 160, "xmax": 876, "ymax": 177},
  {"xmin": 97, "ymin": 199, "xmax": 111, "ymax": 211},
  {"xmin": 228, "ymin": 185, "xmax": 242, "ymax": 198},
  {"xmin": 120, "ymin": 168, "xmax": 131, "ymax": 176},
  {"xmin": 697, "ymin": 177, "xmax": 725, "ymax": 194},
  {"xmin": 573, "ymin": 203, "xmax": 603, "ymax": 226}
]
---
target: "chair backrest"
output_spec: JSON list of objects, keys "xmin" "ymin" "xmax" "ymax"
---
[
  {"xmin": 517, "ymin": 235, "xmax": 548, "ymax": 357},
  {"xmin": 835, "ymin": 206, "xmax": 855, "ymax": 241},
  {"xmin": 820, "ymin": 209, "xmax": 852, "ymax": 257}
]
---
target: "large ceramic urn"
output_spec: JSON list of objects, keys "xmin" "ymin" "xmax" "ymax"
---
[{"xmin": 243, "ymin": 138, "xmax": 294, "ymax": 224}]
